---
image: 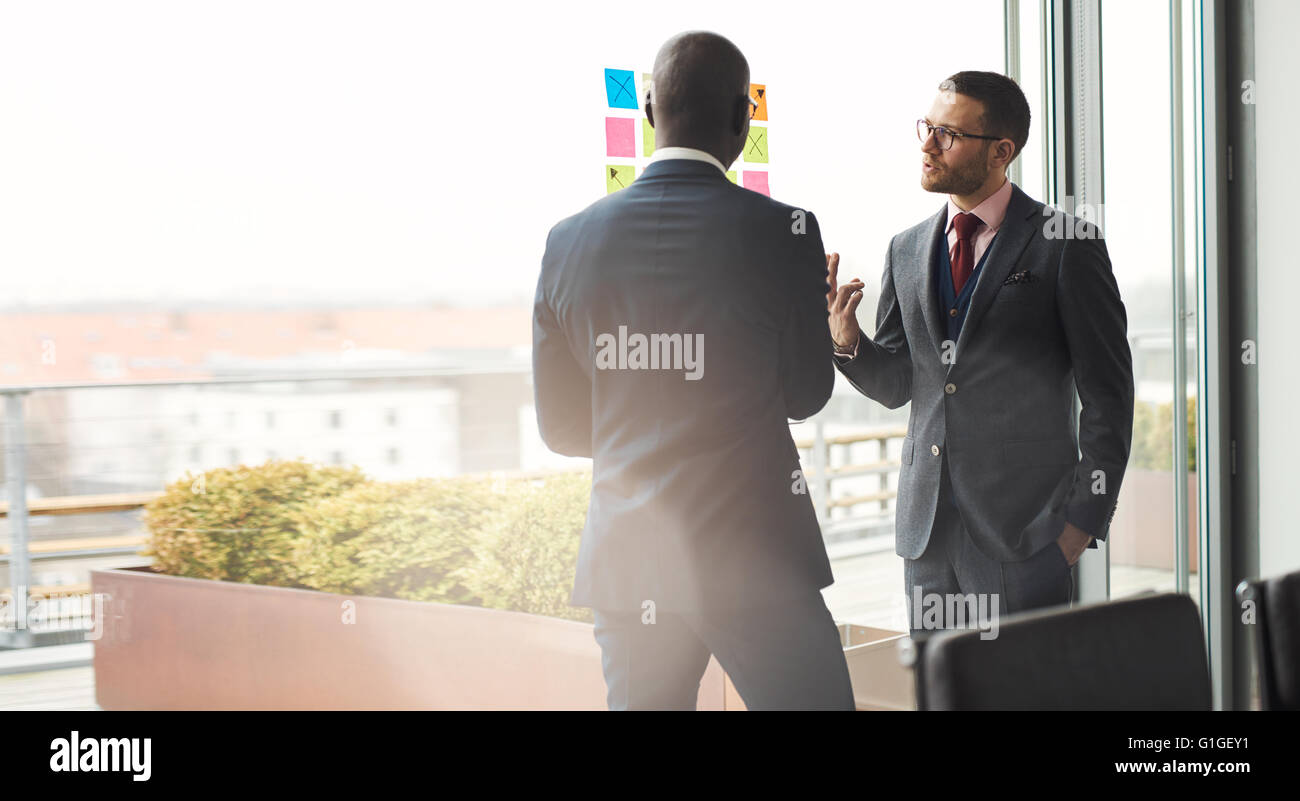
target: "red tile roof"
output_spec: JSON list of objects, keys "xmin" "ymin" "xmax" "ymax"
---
[{"xmin": 0, "ymin": 306, "xmax": 532, "ymax": 385}]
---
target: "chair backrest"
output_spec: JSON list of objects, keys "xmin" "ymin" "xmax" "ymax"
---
[
  {"xmin": 1238, "ymin": 570, "xmax": 1300, "ymax": 711},
  {"xmin": 911, "ymin": 592, "xmax": 1211, "ymax": 710}
]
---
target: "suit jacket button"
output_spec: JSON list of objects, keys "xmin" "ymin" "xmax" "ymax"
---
[
  {"xmin": 930, "ymin": 444, "xmax": 940, "ymax": 456},
  {"xmin": 944, "ymin": 383, "xmax": 957, "ymax": 395},
  {"xmin": 949, "ymin": 308, "xmax": 958, "ymax": 317}
]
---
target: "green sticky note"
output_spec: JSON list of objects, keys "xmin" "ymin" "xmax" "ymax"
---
[
  {"xmin": 744, "ymin": 125, "xmax": 768, "ymax": 163},
  {"xmin": 726, "ymin": 171, "xmax": 737, "ymax": 184},
  {"xmin": 642, "ymin": 118, "xmax": 655, "ymax": 156},
  {"xmin": 606, "ymin": 164, "xmax": 634, "ymax": 193}
]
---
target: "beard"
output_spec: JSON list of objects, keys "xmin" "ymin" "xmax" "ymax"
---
[{"xmin": 921, "ymin": 153, "xmax": 990, "ymax": 195}]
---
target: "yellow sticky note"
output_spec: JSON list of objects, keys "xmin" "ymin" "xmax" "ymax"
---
[
  {"xmin": 606, "ymin": 164, "xmax": 634, "ymax": 193},
  {"xmin": 744, "ymin": 126, "xmax": 768, "ymax": 163}
]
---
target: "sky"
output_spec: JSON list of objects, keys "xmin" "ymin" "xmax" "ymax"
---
[{"xmin": 1, "ymin": 0, "xmax": 1177, "ymax": 319}]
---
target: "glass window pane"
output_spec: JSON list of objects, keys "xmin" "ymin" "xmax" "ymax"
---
[{"xmin": 1100, "ymin": 0, "xmax": 1200, "ymax": 609}]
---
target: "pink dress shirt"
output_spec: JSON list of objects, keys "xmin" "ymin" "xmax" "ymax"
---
[{"xmin": 944, "ymin": 176, "xmax": 1014, "ymax": 271}]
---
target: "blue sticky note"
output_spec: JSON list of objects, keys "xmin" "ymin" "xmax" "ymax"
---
[{"xmin": 605, "ymin": 68, "xmax": 638, "ymax": 109}]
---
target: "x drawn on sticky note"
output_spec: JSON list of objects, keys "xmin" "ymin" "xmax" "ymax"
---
[
  {"xmin": 749, "ymin": 84, "xmax": 767, "ymax": 121},
  {"xmin": 744, "ymin": 126, "xmax": 768, "ymax": 163},
  {"xmin": 606, "ymin": 117, "xmax": 635, "ymax": 157},
  {"xmin": 743, "ymin": 171, "xmax": 770, "ymax": 196},
  {"xmin": 606, "ymin": 165, "xmax": 635, "ymax": 193},
  {"xmin": 605, "ymin": 68, "xmax": 639, "ymax": 109}
]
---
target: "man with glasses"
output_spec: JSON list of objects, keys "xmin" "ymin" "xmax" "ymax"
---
[
  {"xmin": 533, "ymin": 31, "xmax": 853, "ymax": 709},
  {"xmin": 828, "ymin": 72, "xmax": 1134, "ymax": 634}
]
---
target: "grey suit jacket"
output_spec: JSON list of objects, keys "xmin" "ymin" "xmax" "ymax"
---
[
  {"xmin": 533, "ymin": 159, "xmax": 836, "ymax": 613},
  {"xmin": 837, "ymin": 183, "xmax": 1134, "ymax": 561}
]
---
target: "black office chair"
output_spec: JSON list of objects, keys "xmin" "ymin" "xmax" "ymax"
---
[
  {"xmin": 901, "ymin": 592, "xmax": 1211, "ymax": 710},
  {"xmin": 1237, "ymin": 570, "xmax": 1300, "ymax": 711}
]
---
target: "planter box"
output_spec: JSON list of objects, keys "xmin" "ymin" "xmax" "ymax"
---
[
  {"xmin": 840, "ymin": 623, "xmax": 914, "ymax": 710},
  {"xmin": 717, "ymin": 624, "xmax": 913, "ymax": 711},
  {"xmin": 91, "ymin": 566, "xmax": 911, "ymax": 710},
  {"xmin": 1108, "ymin": 469, "xmax": 1199, "ymax": 572}
]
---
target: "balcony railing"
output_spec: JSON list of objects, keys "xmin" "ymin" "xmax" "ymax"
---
[
  {"xmin": 794, "ymin": 423, "xmax": 906, "ymax": 542},
  {"xmin": 0, "ymin": 372, "xmax": 906, "ymax": 648}
]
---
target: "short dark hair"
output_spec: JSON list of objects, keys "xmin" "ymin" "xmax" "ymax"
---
[
  {"xmin": 652, "ymin": 31, "xmax": 749, "ymax": 132},
  {"xmin": 940, "ymin": 71, "xmax": 1031, "ymax": 162}
]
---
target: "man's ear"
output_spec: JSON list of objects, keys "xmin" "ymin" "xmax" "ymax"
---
[
  {"xmin": 731, "ymin": 95, "xmax": 747, "ymax": 137},
  {"xmin": 645, "ymin": 97, "xmax": 655, "ymax": 129},
  {"xmin": 993, "ymin": 139, "xmax": 1013, "ymax": 167},
  {"xmin": 992, "ymin": 138, "xmax": 1015, "ymax": 169}
]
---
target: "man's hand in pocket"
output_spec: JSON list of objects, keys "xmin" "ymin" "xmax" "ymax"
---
[{"xmin": 1056, "ymin": 521, "xmax": 1094, "ymax": 566}]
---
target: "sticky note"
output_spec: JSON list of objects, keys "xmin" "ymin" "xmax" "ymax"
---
[
  {"xmin": 743, "ymin": 171, "xmax": 770, "ymax": 196},
  {"xmin": 641, "ymin": 118, "xmax": 655, "ymax": 156},
  {"xmin": 642, "ymin": 72, "xmax": 653, "ymax": 104},
  {"xmin": 606, "ymin": 165, "xmax": 635, "ymax": 194},
  {"xmin": 744, "ymin": 126, "xmax": 768, "ymax": 163},
  {"xmin": 726, "ymin": 171, "xmax": 737, "ymax": 184},
  {"xmin": 605, "ymin": 68, "xmax": 638, "ymax": 109},
  {"xmin": 749, "ymin": 84, "xmax": 767, "ymax": 121},
  {"xmin": 606, "ymin": 117, "xmax": 635, "ymax": 157}
]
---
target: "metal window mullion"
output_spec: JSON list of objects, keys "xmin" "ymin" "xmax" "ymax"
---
[
  {"xmin": 1054, "ymin": 0, "xmax": 1109, "ymax": 604},
  {"xmin": 1041, "ymin": 0, "xmax": 1055, "ymax": 202},
  {"xmin": 1006, "ymin": 0, "xmax": 1023, "ymax": 187},
  {"xmin": 1171, "ymin": 0, "xmax": 1192, "ymax": 598},
  {"xmin": 1196, "ymin": 0, "xmax": 1234, "ymax": 712}
]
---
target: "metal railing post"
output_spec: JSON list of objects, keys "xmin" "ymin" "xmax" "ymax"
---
[
  {"xmin": 812, "ymin": 418, "xmax": 830, "ymax": 523},
  {"xmin": 4, "ymin": 391, "xmax": 33, "ymax": 648},
  {"xmin": 879, "ymin": 437, "xmax": 889, "ymax": 515}
]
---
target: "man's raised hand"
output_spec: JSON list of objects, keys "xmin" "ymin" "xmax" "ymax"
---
[{"xmin": 826, "ymin": 252, "xmax": 864, "ymax": 351}]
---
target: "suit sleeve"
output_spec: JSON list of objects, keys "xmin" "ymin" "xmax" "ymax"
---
[
  {"xmin": 780, "ymin": 210, "xmax": 836, "ymax": 420},
  {"xmin": 835, "ymin": 236, "xmax": 913, "ymax": 409},
  {"xmin": 1057, "ymin": 231, "xmax": 1134, "ymax": 541},
  {"xmin": 531, "ymin": 229, "xmax": 593, "ymax": 458}
]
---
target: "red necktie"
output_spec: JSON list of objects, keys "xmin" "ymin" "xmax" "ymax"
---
[{"xmin": 951, "ymin": 212, "xmax": 981, "ymax": 295}]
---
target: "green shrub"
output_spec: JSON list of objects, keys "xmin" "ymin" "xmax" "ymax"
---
[
  {"xmin": 463, "ymin": 471, "xmax": 592, "ymax": 623},
  {"xmin": 290, "ymin": 477, "xmax": 495, "ymax": 605},
  {"xmin": 1130, "ymin": 396, "xmax": 1197, "ymax": 472},
  {"xmin": 142, "ymin": 459, "xmax": 368, "ymax": 586},
  {"xmin": 144, "ymin": 459, "xmax": 594, "ymax": 623}
]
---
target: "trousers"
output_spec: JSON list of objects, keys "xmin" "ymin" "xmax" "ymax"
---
[
  {"xmin": 590, "ymin": 589, "xmax": 855, "ymax": 710},
  {"xmin": 904, "ymin": 454, "xmax": 1074, "ymax": 635}
]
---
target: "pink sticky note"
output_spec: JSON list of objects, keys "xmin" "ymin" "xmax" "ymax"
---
[
  {"xmin": 743, "ymin": 171, "xmax": 770, "ymax": 196},
  {"xmin": 605, "ymin": 117, "xmax": 635, "ymax": 158}
]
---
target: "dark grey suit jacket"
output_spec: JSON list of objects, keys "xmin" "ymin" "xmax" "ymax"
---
[
  {"xmin": 837, "ymin": 183, "xmax": 1134, "ymax": 561},
  {"xmin": 533, "ymin": 158, "xmax": 836, "ymax": 613}
]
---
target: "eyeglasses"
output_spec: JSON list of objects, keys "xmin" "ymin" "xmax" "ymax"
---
[
  {"xmin": 644, "ymin": 92, "xmax": 758, "ymax": 120},
  {"xmin": 916, "ymin": 119, "xmax": 1002, "ymax": 151}
]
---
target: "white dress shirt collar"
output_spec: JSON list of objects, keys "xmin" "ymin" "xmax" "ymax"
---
[{"xmin": 647, "ymin": 146, "xmax": 728, "ymax": 175}]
